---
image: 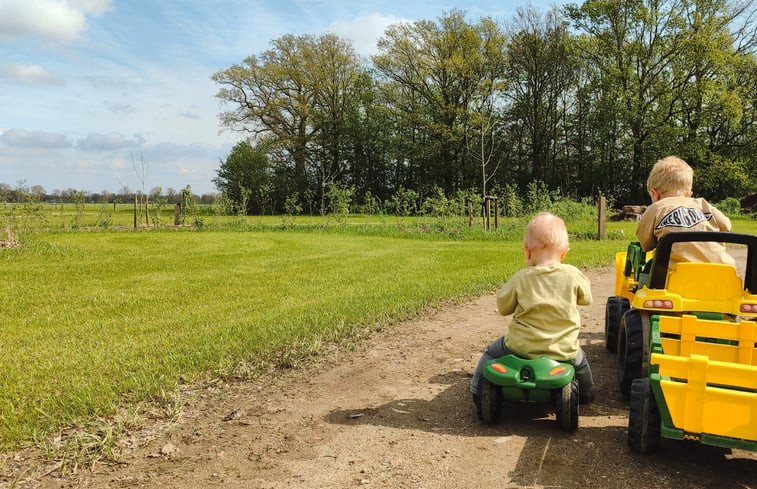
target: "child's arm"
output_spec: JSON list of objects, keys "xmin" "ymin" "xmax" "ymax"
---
[
  {"xmin": 496, "ymin": 279, "xmax": 517, "ymax": 316},
  {"xmin": 576, "ymin": 272, "xmax": 593, "ymax": 306},
  {"xmin": 636, "ymin": 205, "xmax": 657, "ymax": 251},
  {"xmin": 709, "ymin": 205, "xmax": 732, "ymax": 232}
]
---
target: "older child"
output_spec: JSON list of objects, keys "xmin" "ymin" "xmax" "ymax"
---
[
  {"xmin": 637, "ymin": 156, "xmax": 734, "ymax": 269},
  {"xmin": 470, "ymin": 212, "xmax": 595, "ymax": 405}
]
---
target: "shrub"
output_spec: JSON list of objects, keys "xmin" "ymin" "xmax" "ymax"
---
[
  {"xmin": 387, "ymin": 187, "xmax": 419, "ymax": 216},
  {"xmin": 714, "ymin": 197, "xmax": 742, "ymax": 217}
]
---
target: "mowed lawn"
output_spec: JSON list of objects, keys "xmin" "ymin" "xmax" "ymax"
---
[{"xmin": 0, "ymin": 220, "xmax": 745, "ymax": 449}]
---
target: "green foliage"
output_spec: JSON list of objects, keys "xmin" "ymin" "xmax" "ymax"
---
[
  {"xmin": 210, "ymin": 192, "xmax": 234, "ymax": 227},
  {"xmin": 237, "ymin": 186, "xmax": 251, "ymax": 219},
  {"xmin": 713, "ymin": 197, "xmax": 742, "ymax": 217},
  {"xmin": 357, "ymin": 190, "xmax": 383, "ymax": 215},
  {"xmin": 95, "ymin": 194, "xmax": 113, "ymax": 228},
  {"xmin": 203, "ymin": 4, "xmax": 756, "ymax": 212},
  {"xmin": 525, "ymin": 180, "xmax": 558, "ymax": 214},
  {"xmin": 694, "ymin": 156, "xmax": 752, "ymax": 202},
  {"xmin": 492, "ymin": 183, "xmax": 523, "ymax": 217},
  {"xmin": 386, "ymin": 187, "xmax": 419, "ymax": 217},
  {"xmin": 213, "ymin": 141, "xmax": 272, "ymax": 215},
  {"xmin": 0, "ymin": 182, "xmax": 48, "ymax": 235},
  {"xmin": 282, "ymin": 192, "xmax": 302, "ymax": 226},
  {"xmin": 149, "ymin": 192, "xmax": 167, "ymax": 227},
  {"xmin": 181, "ymin": 185, "xmax": 203, "ymax": 228},
  {"xmin": 70, "ymin": 190, "xmax": 85, "ymax": 229},
  {"xmin": 421, "ymin": 186, "xmax": 453, "ymax": 217},
  {"xmin": 550, "ymin": 197, "xmax": 597, "ymax": 222},
  {"xmin": 458, "ymin": 189, "xmax": 483, "ymax": 216},
  {"xmin": 326, "ymin": 186, "xmax": 355, "ymax": 224}
]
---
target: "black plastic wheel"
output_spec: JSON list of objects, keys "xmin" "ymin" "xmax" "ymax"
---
[
  {"xmin": 617, "ymin": 309, "xmax": 644, "ymax": 398},
  {"xmin": 476, "ymin": 377, "xmax": 503, "ymax": 424},
  {"xmin": 554, "ymin": 379, "xmax": 579, "ymax": 432},
  {"xmin": 628, "ymin": 378, "xmax": 661, "ymax": 454},
  {"xmin": 605, "ymin": 296, "xmax": 630, "ymax": 353}
]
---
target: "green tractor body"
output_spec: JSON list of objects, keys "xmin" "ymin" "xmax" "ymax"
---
[{"xmin": 477, "ymin": 354, "xmax": 578, "ymax": 431}]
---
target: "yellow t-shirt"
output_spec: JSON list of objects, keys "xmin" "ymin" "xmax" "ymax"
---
[
  {"xmin": 497, "ymin": 263, "xmax": 592, "ymax": 361},
  {"xmin": 636, "ymin": 196, "xmax": 734, "ymax": 269}
]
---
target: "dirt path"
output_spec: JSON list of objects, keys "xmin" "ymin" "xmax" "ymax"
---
[{"xmin": 7, "ymin": 263, "xmax": 757, "ymax": 488}]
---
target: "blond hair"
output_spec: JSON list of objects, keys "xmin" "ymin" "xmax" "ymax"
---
[
  {"xmin": 646, "ymin": 156, "xmax": 693, "ymax": 195},
  {"xmin": 523, "ymin": 212, "xmax": 569, "ymax": 251}
]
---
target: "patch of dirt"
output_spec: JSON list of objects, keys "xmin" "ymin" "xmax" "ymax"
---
[
  {"xmin": 0, "ymin": 227, "xmax": 19, "ymax": 249},
  {"xmin": 5, "ymin": 258, "xmax": 756, "ymax": 489}
]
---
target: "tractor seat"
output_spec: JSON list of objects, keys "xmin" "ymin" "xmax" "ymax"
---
[{"xmin": 666, "ymin": 262, "xmax": 743, "ymax": 301}]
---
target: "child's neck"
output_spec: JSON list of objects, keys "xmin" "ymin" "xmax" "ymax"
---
[
  {"xmin": 527, "ymin": 248, "xmax": 563, "ymax": 267},
  {"xmin": 652, "ymin": 189, "xmax": 692, "ymax": 202}
]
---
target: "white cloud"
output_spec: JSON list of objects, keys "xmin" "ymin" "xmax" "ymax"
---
[
  {"xmin": 105, "ymin": 102, "xmax": 137, "ymax": 114},
  {"xmin": 69, "ymin": 0, "xmax": 110, "ymax": 16},
  {"xmin": 110, "ymin": 158, "xmax": 126, "ymax": 170},
  {"xmin": 0, "ymin": 128, "xmax": 71, "ymax": 148},
  {"xmin": 326, "ymin": 13, "xmax": 410, "ymax": 57},
  {"xmin": 0, "ymin": 63, "xmax": 64, "ymax": 85},
  {"xmin": 75, "ymin": 159, "xmax": 97, "ymax": 169},
  {"xmin": 150, "ymin": 142, "xmax": 216, "ymax": 160},
  {"xmin": 76, "ymin": 132, "xmax": 145, "ymax": 152},
  {"xmin": 0, "ymin": 0, "xmax": 111, "ymax": 43}
]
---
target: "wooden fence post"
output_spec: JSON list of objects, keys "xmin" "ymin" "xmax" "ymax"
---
[
  {"xmin": 174, "ymin": 204, "xmax": 181, "ymax": 226},
  {"xmin": 598, "ymin": 195, "xmax": 606, "ymax": 240},
  {"xmin": 133, "ymin": 194, "xmax": 137, "ymax": 228},
  {"xmin": 494, "ymin": 198, "xmax": 499, "ymax": 229},
  {"xmin": 485, "ymin": 198, "xmax": 491, "ymax": 230},
  {"xmin": 467, "ymin": 199, "xmax": 473, "ymax": 228}
]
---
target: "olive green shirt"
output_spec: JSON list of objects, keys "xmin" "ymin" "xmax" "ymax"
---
[{"xmin": 497, "ymin": 263, "xmax": 592, "ymax": 361}]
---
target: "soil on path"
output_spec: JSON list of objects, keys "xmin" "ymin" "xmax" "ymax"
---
[{"xmin": 6, "ymin": 260, "xmax": 757, "ymax": 489}]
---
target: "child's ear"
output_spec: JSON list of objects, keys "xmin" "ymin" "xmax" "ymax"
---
[
  {"xmin": 522, "ymin": 246, "xmax": 533, "ymax": 263},
  {"xmin": 560, "ymin": 248, "xmax": 569, "ymax": 260}
]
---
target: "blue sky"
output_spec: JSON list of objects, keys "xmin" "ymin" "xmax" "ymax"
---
[{"xmin": 0, "ymin": 0, "xmax": 566, "ymax": 196}]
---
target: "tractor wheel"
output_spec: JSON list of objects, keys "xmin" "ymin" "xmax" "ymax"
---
[
  {"xmin": 628, "ymin": 378, "xmax": 661, "ymax": 454},
  {"xmin": 617, "ymin": 309, "xmax": 644, "ymax": 398},
  {"xmin": 605, "ymin": 296, "xmax": 630, "ymax": 353},
  {"xmin": 554, "ymin": 379, "xmax": 579, "ymax": 432},
  {"xmin": 476, "ymin": 377, "xmax": 502, "ymax": 424}
]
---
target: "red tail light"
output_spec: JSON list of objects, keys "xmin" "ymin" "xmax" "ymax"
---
[
  {"xmin": 491, "ymin": 363, "xmax": 507, "ymax": 373},
  {"xmin": 549, "ymin": 366, "xmax": 567, "ymax": 376},
  {"xmin": 644, "ymin": 299, "xmax": 673, "ymax": 309}
]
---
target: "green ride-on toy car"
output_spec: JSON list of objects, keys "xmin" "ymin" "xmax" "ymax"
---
[
  {"xmin": 476, "ymin": 354, "xmax": 579, "ymax": 431},
  {"xmin": 605, "ymin": 231, "xmax": 757, "ymax": 453}
]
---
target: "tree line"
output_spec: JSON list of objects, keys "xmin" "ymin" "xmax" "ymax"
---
[
  {"xmin": 0, "ymin": 181, "xmax": 218, "ymax": 206},
  {"xmin": 212, "ymin": 0, "xmax": 757, "ymax": 216}
]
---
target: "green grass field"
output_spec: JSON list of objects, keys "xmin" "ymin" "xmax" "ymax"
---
[{"xmin": 1, "ymin": 212, "xmax": 754, "ymax": 454}]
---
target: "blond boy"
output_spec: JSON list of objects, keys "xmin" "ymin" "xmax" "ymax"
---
[
  {"xmin": 471, "ymin": 212, "xmax": 595, "ymax": 405},
  {"xmin": 636, "ymin": 156, "xmax": 734, "ymax": 269}
]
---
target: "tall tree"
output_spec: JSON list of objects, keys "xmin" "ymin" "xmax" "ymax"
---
[
  {"xmin": 213, "ymin": 33, "xmax": 366, "ymax": 214},
  {"xmin": 505, "ymin": 5, "xmax": 576, "ymax": 189},
  {"xmin": 373, "ymin": 10, "xmax": 507, "ymax": 194},
  {"xmin": 567, "ymin": 0, "xmax": 692, "ymax": 200},
  {"xmin": 213, "ymin": 34, "xmax": 317, "ymax": 199},
  {"xmin": 308, "ymin": 34, "xmax": 365, "ymax": 215}
]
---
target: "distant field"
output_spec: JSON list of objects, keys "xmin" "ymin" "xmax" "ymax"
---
[{"xmin": 0, "ymin": 212, "xmax": 754, "ymax": 452}]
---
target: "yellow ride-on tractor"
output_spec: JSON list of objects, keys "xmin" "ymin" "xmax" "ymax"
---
[{"xmin": 605, "ymin": 231, "xmax": 757, "ymax": 453}]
